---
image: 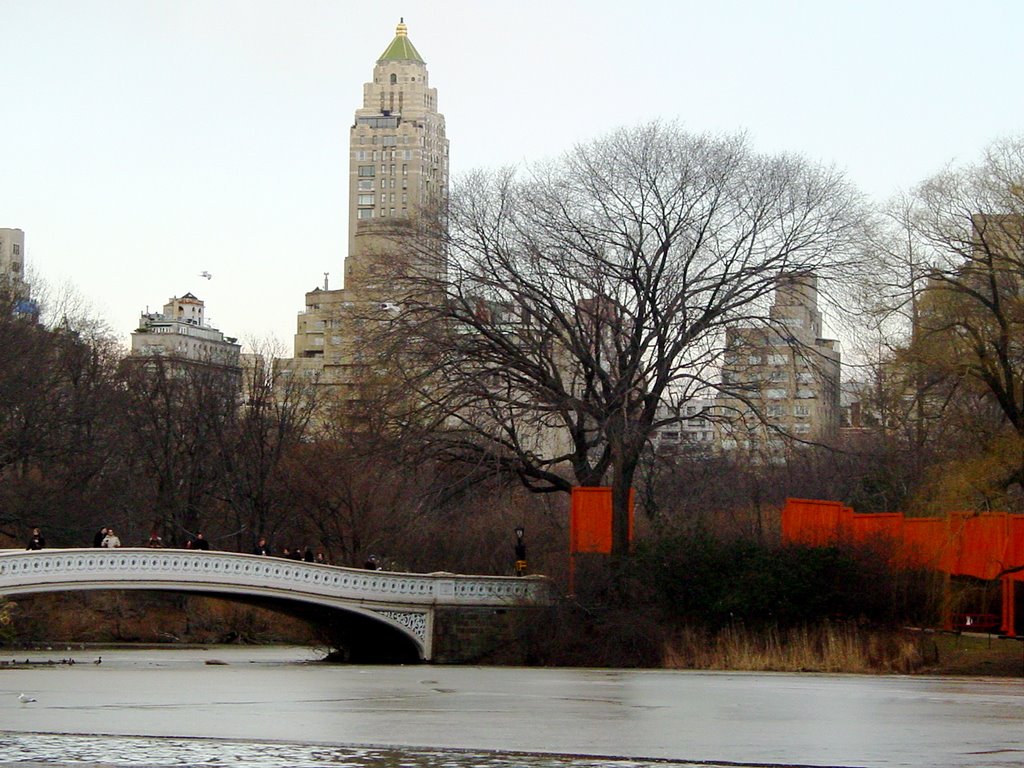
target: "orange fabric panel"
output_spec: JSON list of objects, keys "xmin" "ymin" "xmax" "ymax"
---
[
  {"xmin": 949, "ymin": 513, "xmax": 1008, "ymax": 580},
  {"xmin": 1007, "ymin": 516, "xmax": 1024, "ymax": 582},
  {"xmin": 570, "ymin": 487, "xmax": 634, "ymax": 554},
  {"xmin": 850, "ymin": 513, "xmax": 902, "ymax": 542},
  {"xmin": 900, "ymin": 517, "xmax": 949, "ymax": 570},
  {"xmin": 781, "ymin": 498, "xmax": 851, "ymax": 546},
  {"xmin": 780, "ymin": 495, "xmax": 1024, "ymax": 632}
]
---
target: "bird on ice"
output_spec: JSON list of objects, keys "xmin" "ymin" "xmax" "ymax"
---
[
  {"xmin": 199, "ymin": 271, "xmax": 212, "ymax": 280},
  {"xmin": 18, "ymin": 693, "xmax": 37, "ymax": 703}
]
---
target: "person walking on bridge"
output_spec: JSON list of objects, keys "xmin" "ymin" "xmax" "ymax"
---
[
  {"xmin": 253, "ymin": 536, "xmax": 272, "ymax": 556},
  {"xmin": 101, "ymin": 528, "xmax": 121, "ymax": 548},
  {"xmin": 25, "ymin": 527, "xmax": 45, "ymax": 550}
]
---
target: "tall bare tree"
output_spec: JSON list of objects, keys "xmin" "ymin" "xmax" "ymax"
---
[
  {"xmin": 869, "ymin": 137, "xmax": 1024, "ymax": 508},
  {"xmin": 214, "ymin": 338, "xmax": 319, "ymax": 550},
  {"xmin": 120, "ymin": 355, "xmax": 239, "ymax": 545},
  {"xmin": 375, "ymin": 122, "xmax": 862, "ymax": 560},
  {"xmin": 0, "ymin": 288, "xmax": 123, "ymax": 542}
]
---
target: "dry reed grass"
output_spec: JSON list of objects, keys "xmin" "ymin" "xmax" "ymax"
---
[{"xmin": 663, "ymin": 623, "xmax": 926, "ymax": 674}]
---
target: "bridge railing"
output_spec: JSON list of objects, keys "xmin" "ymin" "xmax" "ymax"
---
[{"xmin": 0, "ymin": 549, "xmax": 552, "ymax": 607}]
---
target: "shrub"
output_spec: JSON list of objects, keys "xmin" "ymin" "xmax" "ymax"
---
[{"xmin": 633, "ymin": 531, "xmax": 938, "ymax": 629}]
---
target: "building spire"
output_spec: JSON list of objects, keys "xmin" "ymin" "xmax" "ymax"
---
[{"xmin": 379, "ymin": 19, "xmax": 423, "ymax": 63}]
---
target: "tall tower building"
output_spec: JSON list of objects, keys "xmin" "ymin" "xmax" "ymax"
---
[
  {"xmin": 291, "ymin": 20, "xmax": 449, "ymax": 399},
  {"xmin": 347, "ymin": 18, "xmax": 448, "ymax": 274}
]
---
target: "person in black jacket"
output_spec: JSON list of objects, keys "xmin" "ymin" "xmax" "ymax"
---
[
  {"xmin": 253, "ymin": 537, "xmax": 272, "ymax": 556},
  {"xmin": 92, "ymin": 526, "xmax": 108, "ymax": 548},
  {"xmin": 26, "ymin": 527, "xmax": 45, "ymax": 550},
  {"xmin": 190, "ymin": 532, "xmax": 211, "ymax": 551}
]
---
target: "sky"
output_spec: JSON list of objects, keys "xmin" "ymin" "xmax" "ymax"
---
[{"xmin": 3, "ymin": 0, "xmax": 1024, "ymax": 349}]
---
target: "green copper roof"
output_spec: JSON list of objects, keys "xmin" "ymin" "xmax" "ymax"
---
[{"xmin": 378, "ymin": 19, "xmax": 424, "ymax": 63}]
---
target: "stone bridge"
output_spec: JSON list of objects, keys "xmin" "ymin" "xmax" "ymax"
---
[{"xmin": 0, "ymin": 549, "xmax": 553, "ymax": 663}]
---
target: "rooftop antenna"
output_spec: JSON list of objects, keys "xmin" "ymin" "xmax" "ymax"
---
[{"xmin": 323, "ymin": 272, "xmax": 329, "ymax": 290}]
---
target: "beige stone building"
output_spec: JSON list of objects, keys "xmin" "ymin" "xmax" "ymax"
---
[
  {"xmin": 289, "ymin": 20, "xmax": 449, "ymax": 403},
  {"xmin": 132, "ymin": 292, "xmax": 241, "ymax": 369},
  {"xmin": 715, "ymin": 275, "xmax": 842, "ymax": 454}
]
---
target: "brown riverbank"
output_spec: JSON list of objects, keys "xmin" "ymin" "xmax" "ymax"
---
[
  {"xmin": 661, "ymin": 624, "xmax": 1023, "ymax": 677},
  {"xmin": 4, "ymin": 592, "xmax": 1021, "ymax": 676}
]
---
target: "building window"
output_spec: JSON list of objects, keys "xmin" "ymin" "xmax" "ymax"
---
[
  {"xmin": 390, "ymin": 73, "xmax": 397, "ymax": 85},
  {"xmin": 765, "ymin": 388, "xmax": 788, "ymax": 399},
  {"xmin": 358, "ymin": 180, "xmax": 373, "ymax": 191},
  {"xmin": 357, "ymin": 165, "xmax": 375, "ymax": 177},
  {"xmin": 357, "ymin": 209, "xmax": 374, "ymax": 219},
  {"xmin": 794, "ymin": 404, "xmax": 810, "ymax": 417},
  {"xmin": 358, "ymin": 194, "xmax": 375, "ymax": 205}
]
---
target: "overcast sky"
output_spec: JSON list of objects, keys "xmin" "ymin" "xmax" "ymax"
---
[{"xmin": 3, "ymin": 0, "xmax": 1023, "ymax": 348}]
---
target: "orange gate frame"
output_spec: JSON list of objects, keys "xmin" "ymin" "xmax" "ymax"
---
[{"xmin": 781, "ymin": 498, "xmax": 1024, "ymax": 636}]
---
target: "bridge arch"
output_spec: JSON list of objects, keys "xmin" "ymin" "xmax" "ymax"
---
[{"xmin": 0, "ymin": 549, "xmax": 552, "ymax": 661}]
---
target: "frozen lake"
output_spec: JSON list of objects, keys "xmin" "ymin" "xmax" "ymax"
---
[{"xmin": 0, "ymin": 646, "xmax": 1021, "ymax": 767}]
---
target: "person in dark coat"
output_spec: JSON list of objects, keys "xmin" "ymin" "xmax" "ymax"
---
[
  {"xmin": 92, "ymin": 526, "xmax": 108, "ymax": 548},
  {"xmin": 303, "ymin": 547, "xmax": 315, "ymax": 562},
  {"xmin": 253, "ymin": 537, "xmax": 272, "ymax": 556},
  {"xmin": 190, "ymin": 532, "xmax": 211, "ymax": 551},
  {"xmin": 26, "ymin": 527, "xmax": 45, "ymax": 550}
]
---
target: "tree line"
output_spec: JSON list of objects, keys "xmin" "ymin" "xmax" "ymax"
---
[{"xmin": 5, "ymin": 123, "xmax": 1024, "ymax": 593}]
